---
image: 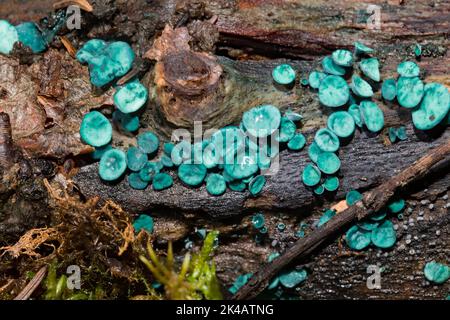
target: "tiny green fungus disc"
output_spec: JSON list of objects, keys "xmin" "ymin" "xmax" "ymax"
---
[
  {"xmin": 354, "ymin": 41, "xmax": 373, "ymax": 55},
  {"xmin": 249, "ymin": 175, "xmax": 266, "ymax": 196},
  {"xmin": 99, "ymin": 149, "xmax": 127, "ymax": 181},
  {"xmin": 133, "ymin": 214, "xmax": 153, "ymax": 234},
  {"xmin": 414, "ymin": 44, "xmax": 422, "ymax": 57},
  {"xmin": 114, "ymin": 111, "xmax": 140, "ymax": 132},
  {"xmin": 359, "ymin": 58, "xmax": 380, "ymax": 82},
  {"xmin": 114, "ymin": 81, "xmax": 148, "ymax": 114},
  {"xmin": 178, "ymin": 163, "xmax": 207, "ymax": 187},
  {"xmin": 284, "ymin": 109, "xmax": 303, "ymax": 122},
  {"xmin": 272, "ymin": 64, "xmax": 296, "ymax": 85},
  {"xmin": 318, "ymin": 209, "xmax": 336, "ymax": 227},
  {"xmin": 137, "ymin": 132, "xmax": 159, "ymax": 154},
  {"xmin": 308, "ymin": 71, "xmax": 327, "ymax": 89},
  {"xmin": 327, "ymin": 111, "xmax": 356, "ymax": 138},
  {"xmin": 371, "ymin": 220, "xmax": 396, "ymax": 249},
  {"xmin": 206, "ymin": 173, "xmax": 226, "ymax": 196},
  {"xmin": 357, "ymin": 220, "xmax": 379, "ymax": 231},
  {"xmin": 318, "ymin": 75, "xmax": 350, "ymax": 108},
  {"xmin": 228, "ymin": 180, "xmax": 246, "ymax": 192},
  {"xmin": 424, "ymin": 261, "xmax": 450, "ymax": 284},
  {"xmin": 360, "ymin": 100, "xmax": 384, "ymax": 132},
  {"xmin": 278, "ymin": 269, "xmax": 307, "ymax": 288},
  {"xmin": 412, "ymin": 83, "xmax": 449, "ymax": 130},
  {"xmin": 139, "ymin": 162, "xmax": 160, "ymax": 182},
  {"xmin": 388, "ymin": 127, "xmax": 397, "ymax": 143},
  {"xmin": 397, "ymin": 77, "xmax": 424, "ymax": 108},
  {"xmin": 252, "ymin": 213, "xmax": 265, "ymax": 229},
  {"xmin": 0, "ymin": 20, "xmax": 18, "ymax": 55},
  {"xmin": 211, "ymin": 126, "xmax": 245, "ymax": 162},
  {"xmin": 92, "ymin": 144, "xmax": 112, "ymax": 160},
  {"xmin": 397, "ymin": 61, "xmax": 420, "ymax": 78},
  {"xmin": 322, "ymin": 56, "xmax": 346, "ymax": 76},
  {"xmin": 163, "ymin": 142, "xmax": 175, "ymax": 155},
  {"xmin": 314, "ymin": 185, "xmax": 325, "ymax": 195},
  {"xmin": 229, "ymin": 273, "xmax": 253, "ymax": 294},
  {"xmin": 152, "ymin": 172, "xmax": 173, "ymax": 191},
  {"xmin": 396, "ymin": 126, "xmax": 407, "ymax": 140},
  {"xmin": 224, "ymin": 154, "xmax": 258, "ymax": 180},
  {"xmin": 242, "ymin": 105, "xmax": 281, "ymax": 138},
  {"xmin": 387, "ymin": 198, "xmax": 405, "ymax": 213},
  {"xmin": 301, "ymin": 78, "xmax": 309, "ymax": 86},
  {"xmin": 302, "ymin": 164, "xmax": 321, "ymax": 187},
  {"xmin": 346, "ymin": 225, "xmax": 371, "ymax": 250},
  {"xmin": 16, "ymin": 22, "xmax": 46, "ymax": 53},
  {"xmin": 80, "ymin": 111, "xmax": 112, "ymax": 147},
  {"xmin": 346, "ymin": 190, "xmax": 362, "ymax": 206},
  {"xmin": 323, "ymin": 176, "xmax": 339, "ymax": 192},
  {"xmin": 348, "ymin": 104, "xmax": 363, "ymax": 128},
  {"xmin": 381, "ymin": 78, "xmax": 397, "ymax": 101},
  {"xmin": 160, "ymin": 154, "xmax": 173, "ymax": 168},
  {"xmin": 308, "ymin": 142, "xmax": 323, "ymax": 163},
  {"xmin": 316, "ymin": 152, "xmax": 341, "ymax": 174},
  {"xmin": 351, "ymin": 75, "xmax": 373, "ymax": 98},
  {"xmin": 128, "ymin": 172, "xmax": 148, "ymax": 190},
  {"xmin": 314, "ymin": 128, "xmax": 340, "ymax": 152},
  {"xmin": 370, "ymin": 211, "xmax": 387, "ymax": 222},
  {"xmin": 332, "ymin": 49, "xmax": 353, "ymax": 67},
  {"xmin": 171, "ymin": 141, "xmax": 192, "ymax": 166},
  {"xmin": 277, "ymin": 117, "xmax": 296, "ymax": 142},
  {"xmin": 126, "ymin": 147, "xmax": 148, "ymax": 171},
  {"xmin": 287, "ymin": 133, "xmax": 306, "ymax": 151},
  {"xmin": 277, "ymin": 223, "xmax": 286, "ymax": 231}
]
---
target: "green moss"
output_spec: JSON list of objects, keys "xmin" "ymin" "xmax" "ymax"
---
[
  {"xmin": 80, "ymin": 111, "xmax": 112, "ymax": 147},
  {"xmin": 318, "ymin": 75, "xmax": 350, "ymax": 107},
  {"xmin": 99, "ymin": 149, "xmax": 127, "ymax": 181},
  {"xmin": 360, "ymin": 100, "xmax": 384, "ymax": 132},
  {"xmin": 397, "ymin": 77, "xmax": 424, "ymax": 108},
  {"xmin": 328, "ymin": 111, "xmax": 356, "ymax": 138},
  {"xmin": 272, "ymin": 64, "xmax": 296, "ymax": 85},
  {"xmin": 205, "ymin": 173, "xmax": 226, "ymax": 196},
  {"xmin": 302, "ymin": 164, "xmax": 321, "ymax": 187}
]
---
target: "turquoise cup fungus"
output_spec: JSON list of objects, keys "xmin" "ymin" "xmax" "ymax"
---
[
  {"xmin": 152, "ymin": 172, "xmax": 173, "ymax": 191},
  {"xmin": 316, "ymin": 152, "xmax": 341, "ymax": 174},
  {"xmin": 128, "ymin": 172, "xmax": 148, "ymax": 190},
  {"xmin": 308, "ymin": 142, "xmax": 323, "ymax": 163},
  {"xmin": 242, "ymin": 105, "xmax": 281, "ymax": 138},
  {"xmin": 360, "ymin": 101, "xmax": 384, "ymax": 132},
  {"xmin": 354, "ymin": 42, "xmax": 373, "ymax": 55},
  {"xmin": 318, "ymin": 75, "xmax": 350, "ymax": 107},
  {"xmin": 99, "ymin": 149, "xmax": 127, "ymax": 181},
  {"xmin": 314, "ymin": 184, "xmax": 325, "ymax": 195},
  {"xmin": 331, "ymin": 49, "xmax": 353, "ymax": 67},
  {"xmin": 397, "ymin": 77, "xmax": 424, "ymax": 108},
  {"xmin": 359, "ymin": 58, "xmax": 380, "ymax": 82},
  {"xmin": 347, "ymin": 104, "xmax": 363, "ymax": 128},
  {"xmin": 351, "ymin": 75, "xmax": 373, "ymax": 98},
  {"xmin": 249, "ymin": 175, "xmax": 266, "ymax": 196},
  {"xmin": 228, "ymin": 180, "xmax": 246, "ymax": 192},
  {"xmin": 284, "ymin": 109, "xmax": 303, "ymax": 122},
  {"xmin": 318, "ymin": 209, "xmax": 336, "ymax": 227},
  {"xmin": 412, "ymin": 83, "xmax": 449, "ymax": 130},
  {"xmin": 113, "ymin": 111, "xmax": 140, "ymax": 132},
  {"xmin": 91, "ymin": 144, "xmax": 112, "ymax": 160},
  {"xmin": 133, "ymin": 214, "xmax": 154, "ymax": 234},
  {"xmin": 137, "ymin": 132, "xmax": 159, "ymax": 154},
  {"xmin": 302, "ymin": 164, "xmax": 321, "ymax": 187},
  {"xmin": 327, "ymin": 111, "xmax": 356, "ymax": 138},
  {"xmin": 323, "ymin": 176, "xmax": 339, "ymax": 192},
  {"xmin": 80, "ymin": 111, "xmax": 112, "ymax": 147},
  {"xmin": 114, "ymin": 81, "xmax": 148, "ymax": 114},
  {"xmin": 178, "ymin": 163, "xmax": 207, "ymax": 187},
  {"xmin": 387, "ymin": 198, "xmax": 405, "ymax": 213},
  {"xmin": 126, "ymin": 146, "xmax": 148, "ymax": 172},
  {"xmin": 414, "ymin": 44, "xmax": 422, "ymax": 58},
  {"xmin": 381, "ymin": 78, "xmax": 397, "ymax": 101},
  {"xmin": 346, "ymin": 225, "xmax": 371, "ymax": 250},
  {"xmin": 205, "ymin": 173, "xmax": 226, "ymax": 196},
  {"xmin": 322, "ymin": 56, "xmax": 346, "ymax": 76},
  {"xmin": 370, "ymin": 220, "xmax": 396, "ymax": 249},
  {"xmin": 424, "ymin": 261, "xmax": 450, "ymax": 284},
  {"xmin": 139, "ymin": 161, "xmax": 160, "ymax": 182},
  {"xmin": 277, "ymin": 117, "xmax": 296, "ymax": 142},
  {"xmin": 314, "ymin": 128, "xmax": 340, "ymax": 152},
  {"xmin": 224, "ymin": 154, "xmax": 259, "ymax": 180},
  {"xmin": 346, "ymin": 190, "xmax": 362, "ymax": 206},
  {"xmin": 272, "ymin": 64, "xmax": 296, "ymax": 85},
  {"xmin": 287, "ymin": 133, "xmax": 306, "ymax": 151},
  {"xmin": 15, "ymin": 22, "xmax": 46, "ymax": 53},
  {"xmin": 397, "ymin": 61, "xmax": 420, "ymax": 78},
  {"xmin": 278, "ymin": 269, "xmax": 307, "ymax": 288},
  {"xmin": 252, "ymin": 213, "xmax": 265, "ymax": 229},
  {"xmin": 308, "ymin": 71, "xmax": 327, "ymax": 89},
  {"xmin": 0, "ymin": 20, "xmax": 18, "ymax": 55}
]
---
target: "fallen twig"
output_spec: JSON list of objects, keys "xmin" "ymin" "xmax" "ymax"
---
[
  {"xmin": 14, "ymin": 266, "xmax": 47, "ymax": 300},
  {"xmin": 233, "ymin": 138, "xmax": 450, "ymax": 300},
  {"xmin": 53, "ymin": 0, "xmax": 93, "ymax": 12}
]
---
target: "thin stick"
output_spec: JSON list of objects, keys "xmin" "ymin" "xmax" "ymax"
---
[
  {"xmin": 14, "ymin": 266, "xmax": 48, "ymax": 300},
  {"xmin": 233, "ymin": 138, "xmax": 450, "ymax": 300}
]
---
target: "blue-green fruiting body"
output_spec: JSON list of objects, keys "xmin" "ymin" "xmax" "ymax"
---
[
  {"xmin": 229, "ymin": 273, "xmax": 253, "ymax": 294},
  {"xmin": 249, "ymin": 175, "xmax": 266, "ymax": 196},
  {"xmin": 354, "ymin": 41, "xmax": 373, "ymax": 55},
  {"xmin": 381, "ymin": 78, "xmax": 397, "ymax": 101},
  {"xmin": 423, "ymin": 261, "xmax": 450, "ymax": 284},
  {"xmin": 252, "ymin": 213, "xmax": 265, "ymax": 229},
  {"xmin": 412, "ymin": 83, "xmax": 449, "ymax": 130},
  {"xmin": 351, "ymin": 75, "xmax": 373, "ymax": 98},
  {"xmin": 152, "ymin": 172, "xmax": 173, "ymax": 191},
  {"xmin": 224, "ymin": 154, "xmax": 258, "ymax": 180},
  {"xmin": 277, "ymin": 117, "xmax": 296, "ymax": 142},
  {"xmin": 414, "ymin": 44, "xmax": 422, "ymax": 57},
  {"xmin": 314, "ymin": 184, "xmax": 325, "ymax": 195},
  {"xmin": 346, "ymin": 190, "xmax": 362, "ymax": 206},
  {"xmin": 278, "ymin": 269, "xmax": 307, "ymax": 288},
  {"xmin": 137, "ymin": 132, "xmax": 159, "ymax": 154},
  {"xmin": 323, "ymin": 176, "xmax": 339, "ymax": 192},
  {"xmin": 387, "ymin": 198, "xmax": 405, "ymax": 213},
  {"xmin": 15, "ymin": 22, "xmax": 46, "ymax": 53},
  {"xmin": 397, "ymin": 77, "xmax": 424, "ymax": 108},
  {"xmin": 139, "ymin": 162, "xmax": 161, "ymax": 182},
  {"xmin": 126, "ymin": 146, "xmax": 148, "ymax": 171},
  {"xmin": 228, "ymin": 180, "xmax": 246, "ymax": 192},
  {"xmin": 99, "ymin": 149, "xmax": 127, "ymax": 181},
  {"xmin": 318, "ymin": 209, "xmax": 336, "ymax": 227},
  {"xmin": 91, "ymin": 144, "xmax": 112, "ymax": 160},
  {"xmin": 389, "ymin": 127, "xmax": 398, "ymax": 143},
  {"xmin": 359, "ymin": 58, "xmax": 380, "ymax": 82},
  {"xmin": 114, "ymin": 81, "xmax": 148, "ymax": 114},
  {"xmin": 272, "ymin": 64, "xmax": 296, "ymax": 85},
  {"xmin": 348, "ymin": 104, "xmax": 363, "ymax": 127},
  {"xmin": 327, "ymin": 111, "xmax": 356, "ymax": 138},
  {"xmin": 211, "ymin": 126, "xmax": 245, "ymax": 162},
  {"xmin": 396, "ymin": 126, "xmax": 407, "ymax": 140},
  {"xmin": 346, "ymin": 225, "xmax": 371, "ymax": 250},
  {"xmin": 80, "ymin": 111, "xmax": 113, "ymax": 147},
  {"xmin": 302, "ymin": 164, "xmax": 321, "ymax": 186},
  {"xmin": 128, "ymin": 172, "xmax": 148, "ymax": 190},
  {"xmin": 370, "ymin": 211, "xmax": 387, "ymax": 222},
  {"xmin": 205, "ymin": 173, "xmax": 226, "ymax": 196},
  {"xmin": 242, "ymin": 105, "xmax": 281, "ymax": 138},
  {"xmin": 318, "ymin": 75, "xmax": 350, "ymax": 107},
  {"xmin": 0, "ymin": 20, "xmax": 18, "ymax": 55},
  {"xmin": 397, "ymin": 61, "xmax": 420, "ymax": 77},
  {"xmin": 322, "ymin": 56, "xmax": 346, "ymax": 76},
  {"xmin": 314, "ymin": 128, "xmax": 340, "ymax": 152},
  {"xmin": 287, "ymin": 133, "xmax": 306, "ymax": 151},
  {"xmin": 308, "ymin": 71, "xmax": 327, "ymax": 89},
  {"xmin": 284, "ymin": 109, "xmax": 303, "ymax": 122},
  {"xmin": 133, "ymin": 214, "xmax": 154, "ymax": 234},
  {"xmin": 331, "ymin": 49, "xmax": 353, "ymax": 67},
  {"xmin": 316, "ymin": 152, "xmax": 341, "ymax": 174},
  {"xmin": 360, "ymin": 101, "xmax": 384, "ymax": 132},
  {"xmin": 178, "ymin": 163, "xmax": 207, "ymax": 187},
  {"xmin": 76, "ymin": 40, "xmax": 135, "ymax": 87},
  {"xmin": 357, "ymin": 220, "xmax": 379, "ymax": 231},
  {"xmin": 171, "ymin": 141, "xmax": 192, "ymax": 166},
  {"xmin": 113, "ymin": 110, "xmax": 140, "ymax": 132},
  {"xmin": 308, "ymin": 141, "xmax": 323, "ymax": 163},
  {"xmin": 371, "ymin": 220, "xmax": 396, "ymax": 248}
]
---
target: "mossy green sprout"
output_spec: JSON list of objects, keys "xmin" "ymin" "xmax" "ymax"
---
[
  {"xmin": 332, "ymin": 49, "xmax": 353, "ymax": 67},
  {"xmin": 15, "ymin": 22, "xmax": 46, "ymax": 53},
  {"xmin": 318, "ymin": 75, "xmax": 350, "ymax": 107},
  {"xmin": 327, "ymin": 111, "xmax": 356, "ymax": 138},
  {"xmin": 242, "ymin": 105, "xmax": 281, "ymax": 138},
  {"xmin": 205, "ymin": 173, "xmax": 226, "ymax": 196},
  {"xmin": 348, "ymin": 104, "xmax": 363, "ymax": 128},
  {"xmin": 277, "ymin": 117, "xmax": 296, "ymax": 142},
  {"xmin": 359, "ymin": 58, "xmax": 380, "ymax": 82},
  {"xmin": 133, "ymin": 214, "xmax": 154, "ymax": 234},
  {"xmin": 346, "ymin": 190, "xmax": 363, "ymax": 206},
  {"xmin": 351, "ymin": 75, "xmax": 374, "ymax": 98},
  {"xmin": 318, "ymin": 209, "xmax": 336, "ymax": 227},
  {"xmin": 128, "ymin": 172, "xmax": 148, "ymax": 190},
  {"xmin": 360, "ymin": 101, "xmax": 384, "ymax": 132},
  {"xmin": 387, "ymin": 198, "xmax": 405, "ymax": 213},
  {"xmin": 152, "ymin": 172, "xmax": 173, "ymax": 191},
  {"xmin": 322, "ymin": 56, "xmax": 346, "ymax": 76},
  {"xmin": 370, "ymin": 220, "xmax": 396, "ymax": 248},
  {"xmin": 99, "ymin": 149, "xmax": 127, "ymax": 181},
  {"xmin": 0, "ymin": 20, "xmax": 18, "ymax": 55},
  {"xmin": 424, "ymin": 261, "xmax": 450, "ymax": 284},
  {"xmin": 139, "ymin": 161, "xmax": 160, "ymax": 182},
  {"xmin": 272, "ymin": 64, "xmax": 296, "ymax": 85},
  {"xmin": 287, "ymin": 133, "xmax": 306, "ymax": 151},
  {"xmin": 178, "ymin": 163, "xmax": 207, "ymax": 187},
  {"xmin": 249, "ymin": 175, "xmax": 266, "ymax": 196},
  {"xmin": 397, "ymin": 61, "xmax": 420, "ymax": 78},
  {"xmin": 126, "ymin": 146, "xmax": 148, "ymax": 171},
  {"xmin": 308, "ymin": 71, "xmax": 327, "ymax": 89},
  {"xmin": 137, "ymin": 132, "xmax": 159, "ymax": 154},
  {"xmin": 323, "ymin": 176, "xmax": 339, "ymax": 192},
  {"xmin": 302, "ymin": 164, "xmax": 321, "ymax": 186},
  {"xmin": 412, "ymin": 83, "xmax": 449, "ymax": 130},
  {"xmin": 314, "ymin": 128, "xmax": 340, "ymax": 152},
  {"xmin": 316, "ymin": 152, "xmax": 341, "ymax": 174},
  {"xmin": 354, "ymin": 41, "xmax": 373, "ymax": 55},
  {"xmin": 381, "ymin": 78, "xmax": 397, "ymax": 101},
  {"xmin": 346, "ymin": 225, "xmax": 371, "ymax": 250},
  {"xmin": 278, "ymin": 269, "xmax": 307, "ymax": 288},
  {"xmin": 397, "ymin": 77, "xmax": 424, "ymax": 108},
  {"xmin": 114, "ymin": 81, "xmax": 148, "ymax": 114},
  {"xmin": 80, "ymin": 111, "xmax": 113, "ymax": 147}
]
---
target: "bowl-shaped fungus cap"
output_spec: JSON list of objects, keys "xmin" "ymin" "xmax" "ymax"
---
[
  {"xmin": 327, "ymin": 111, "xmax": 356, "ymax": 138},
  {"xmin": 205, "ymin": 173, "xmax": 226, "ymax": 196},
  {"xmin": 113, "ymin": 111, "xmax": 140, "ymax": 132},
  {"xmin": 152, "ymin": 172, "xmax": 173, "ymax": 191},
  {"xmin": 348, "ymin": 104, "xmax": 363, "ymax": 128},
  {"xmin": 249, "ymin": 175, "xmax": 266, "ymax": 196},
  {"xmin": 211, "ymin": 126, "xmax": 245, "ymax": 161},
  {"xmin": 277, "ymin": 117, "xmax": 296, "ymax": 142},
  {"xmin": 133, "ymin": 214, "xmax": 154, "ymax": 233},
  {"xmin": 224, "ymin": 154, "xmax": 259, "ymax": 180},
  {"xmin": 370, "ymin": 220, "xmax": 396, "ymax": 249},
  {"xmin": 126, "ymin": 146, "xmax": 148, "ymax": 171},
  {"xmin": 114, "ymin": 81, "xmax": 148, "ymax": 114},
  {"xmin": 242, "ymin": 105, "xmax": 281, "ymax": 138},
  {"xmin": 397, "ymin": 61, "xmax": 420, "ymax": 78},
  {"xmin": 308, "ymin": 71, "xmax": 327, "ymax": 89},
  {"xmin": 80, "ymin": 111, "xmax": 112, "ymax": 147},
  {"xmin": 15, "ymin": 22, "xmax": 46, "ymax": 53},
  {"xmin": 272, "ymin": 64, "xmax": 296, "ymax": 85},
  {"xmin": 287, "ymin": 133, "xmax": 306, "ymax": 151},
  {"xmin": 322, "ymin": 56, "xmax": 346, "ymax": 76},
  {"xmin": 323, "ymin": 176, "xmax": 339, "ymax": 192},
  {"xmin": 318, "ymin": 75, "xmax": 350, "ymax": 107},
  {"xmin": 314, "ymin": 128, "xmax": 340, "ymax": 152},
  {"xmin": 351, "ymin": 75, "xmax": 373, "ymax": 98},
  {"xmin": 346, "ymin": 190, "xmax": 362, "ymax": 206},
  {"xmin": 128, "ymin": 172, "xmax": 148, "ymax": 190},
  {"xmin": 178, "ymin": 163, "xmax": 207, "ymax": 187},
  {"xmin": 360, "ymin": 101, "xmax": 384, "ymax": 132},
  {"xmin": 423, "ymin": 261, "xmax": 450, "ymax": 284},
  {"xmin": 252, "ymin": 213, "xmax": 265, "ymax": 229},
  {"xmin": 346, "ymin": 225, "xmax": 371, "ymax": 250},
  {"xmin": 278, "ymin": 269, "xmax": 308, "ymax": 288},
  {"xmin": 359, "ymin": 58, "xmax": 380, "ymax": 82},
  {"xmin": 308, "ymin": 141, "xmax": 323, "ymax": 163},
  {"xmin": 397, "ymin": 77, "xmax": 424, "ymax": 108},
  {"xmin": 302, "ymin": 164, "xmax": 321, "ymax": 186},
  {"xmin": 331, "ymin": 49, "xmax": 353, "ymax": 67},
  {"xmin": 412, "ymin": 83, "xmax": 449, "ymax": 130},
  {"xmin": 99, "ymin": 149, "xmax": 127, "ymax": 181},
  {"xmin": 316, "ymin": 152, "xmax": 341, "ymax": 174},
  {"xmin": 137, "ymin": 132, "xmax": 159, "ymax": 154},
  {"xmin": 139, "ymin": 161, "xmax": 160, "ymax": 182},
  {"xmin": 381, "ymin": 78, "xmax": 397, "ymax": 101},
  {"xmin": 0, "ymin": 20, "xmax": 18, "ymax": 55},
  {"xmin": 387, "ymin": 198, "xmax": 405, "ymax": 213},
  {"xmin": 354, "ymin": 41, "xmax": 373, "ymax": 55},
  {"xmin": 318, "ymin": 209, "xmax": 336, "ymax": 227}
]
